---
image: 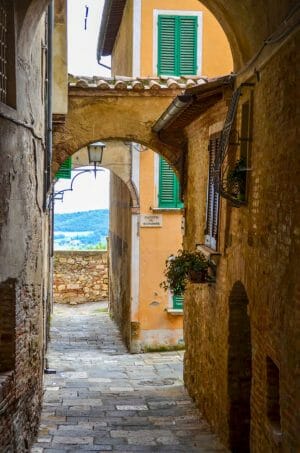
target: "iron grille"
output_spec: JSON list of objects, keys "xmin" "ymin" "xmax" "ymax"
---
[
  {"xmin": 214, "ymin": 87, "xmax": 249, "ymax": 207},
  {"xmin": 0, "ymin": 0, "xmax": 8, "ymax": 104}
]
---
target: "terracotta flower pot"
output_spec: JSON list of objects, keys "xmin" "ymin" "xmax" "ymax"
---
[{"xmin": 189, "ymin": 269, "xmax": 208, "ymax": 283}]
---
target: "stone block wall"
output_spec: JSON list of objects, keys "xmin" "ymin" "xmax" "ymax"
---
[{"xmin": 53, "ymin": 251, "xmax": 108, "ymax": 304}]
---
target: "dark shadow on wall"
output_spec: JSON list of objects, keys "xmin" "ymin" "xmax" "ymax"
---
[{"xmin": 228, "ymin": 281, "xmax": 252, "ymax": 452}]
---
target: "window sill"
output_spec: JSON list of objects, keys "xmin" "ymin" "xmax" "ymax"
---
[
  {"xmin": 0, "ymin": 102, "xmax": 17, "ymax": 118},
  {"xmin": 196, "ymin": 244, "xmax": 221, "ymax": 267},
  {"xmin": 166, "ymin": 308, "xmax": 183, "ymax": 316},
  {"xmin": 150, "ymin": 207, "xmax": 184, "ymax": 213}
]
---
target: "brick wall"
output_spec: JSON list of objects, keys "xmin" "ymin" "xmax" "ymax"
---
[
  {"xmin": 53, "ymin": 251, "xmax": 108, "ymax": 304},
  {"xmin": 183, "ymin": 34, "xmax": 299, "ymax": 452}
]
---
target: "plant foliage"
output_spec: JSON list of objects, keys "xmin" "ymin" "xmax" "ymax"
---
[{"xmin": 160, "ymin": 249, "xmax": 209, "ymax": 295}]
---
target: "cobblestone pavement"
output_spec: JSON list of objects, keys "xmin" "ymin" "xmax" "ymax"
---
[{"xmin": 32, "ymin": 303, "xmax": 227, "ymax": 453}]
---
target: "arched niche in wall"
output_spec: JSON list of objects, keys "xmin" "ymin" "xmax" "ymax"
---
[{"xmin": 228, "ymin": 281, "xmax": 252, "ymax": 452}]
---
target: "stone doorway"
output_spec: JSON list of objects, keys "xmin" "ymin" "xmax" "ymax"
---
[{"xmin": 228, "ymin": 281, "xmax": 252, "ymax": 452}]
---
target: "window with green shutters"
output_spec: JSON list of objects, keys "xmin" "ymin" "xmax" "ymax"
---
[
  {"xmin": 157, "ymin": 15, "xmax": 198, "ymax": 76},
  {"xmin": 173, "ymin": 294, "xmax": 184, "ymax": 309},
  {"xmin": 158, "ymin": 156, "xmax": 183, "ymax": 208},
  {"xmin": 55, "ymin": 157, "xmax": 72, "ymax": 180}
]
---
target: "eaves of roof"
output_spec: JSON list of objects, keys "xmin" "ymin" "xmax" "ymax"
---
[
  {"xmin": 97, "ymin": 0, "xmax": 126, "ymax": 61},
  {"xmin": 152, "ymin": 74, "xmax": 235, "ymax": 149}
]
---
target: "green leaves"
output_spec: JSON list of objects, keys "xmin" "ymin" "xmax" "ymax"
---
[{"xmin": 160, "ymin": 249, "xmax": 209, "ymax": 295}]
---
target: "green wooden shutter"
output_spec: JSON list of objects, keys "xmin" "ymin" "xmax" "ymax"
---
[
  {"xmin": 55, "ymin": 157, "xmax": 72, "ymax": 179},
  {"xmin": 178, "ymin": 16, "xmax": 197, "ymax": 75},
  {"xmin": 158, "ymin": 156, "xmax": 183, "ymax": 208},
  {"xmin": 173, "ymin": 294, "xmax": 184, "ymax": 309},
  {"xmin": 158, "ymin": 15, "xmax": 197, "ymax": 76},
  {"xmin": 158, "ymin": 16, "xmax": 177, "ymax": 76}
]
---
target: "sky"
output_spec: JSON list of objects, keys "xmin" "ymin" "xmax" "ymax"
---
[
  {"xmin": 54, "ymin": 168, "xmax": 110, "ymax": 214},
  {"xmin": 55, "ymin": 0, "xmax": 111, "ymax": 214}
]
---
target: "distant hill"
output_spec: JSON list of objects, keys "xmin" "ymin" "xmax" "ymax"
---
[{"xmin": 54, "ymin": 209, "xmax": 109, "ymax": 250}]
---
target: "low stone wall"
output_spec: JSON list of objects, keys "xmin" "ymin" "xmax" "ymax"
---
[{"xmin": 53, "ymin": 251, "xmax": 108, "ymax": 304}]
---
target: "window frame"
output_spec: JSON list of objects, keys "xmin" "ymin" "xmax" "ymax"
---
[{"xmin": 153, "ymin": 9, "xmax": 202, "ymax": 77}]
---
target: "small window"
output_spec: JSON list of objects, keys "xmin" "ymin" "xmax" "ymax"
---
[
  {"xmin": 55, "ymin": 157, "xmax": 72, "ymax": 180},
  {"xmin": 172, "ymin": 294, "xmax": 183, "ymax": 309},
  {"xmin": 0, "ymin": 1, "xmax": 16, "ymax": 107},
  {"xmin": 157, "ymin": 15, "xmax": 198, "ymax": 76},
  {"xmin": 158, "ymin": 156, "xmax": 183, "ymax": 208},
  {"xmin": 266, "ymin": 357, "xmax": 281, "ymax": 430},
  {"xmin": 205, "ymin": 133, "xmax": 221, "ymax": 250}
]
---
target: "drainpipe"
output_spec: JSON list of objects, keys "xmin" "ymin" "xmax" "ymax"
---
[
  {"xmin": 47, "ymin": 0, "xmax": 53, "ymax": 197},
  {"xmin": 43, "ymin": 1, "xmax": 54, "ymax": 366},
  {"xmin": 152, "ymin": 94, "xmax": 192, "ymax": 135}
]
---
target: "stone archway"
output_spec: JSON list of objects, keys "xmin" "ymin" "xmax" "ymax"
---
[
  {"xmin": 228, "ymin": 281, "xmax": 252, "ymax": 452},
  {"xmin": 52, "ymin": 81, "xmax": 185, "ymax": 175}
]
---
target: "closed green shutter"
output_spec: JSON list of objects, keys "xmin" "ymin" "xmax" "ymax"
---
[
  {"xmin": 158, "ymin": 16, "xmax": 177, "ymax": 76},
  {"xmin": 158, "ymin": 156, "xmax": 183, "ymax": 208},
  {"xmin": 173, "ymin": 294, "xmax": 184, "ymax": 309},
  {"xmin": 158, "ymin": 15, "xmax": 197, "ymax": 76},
  {"xmin": 178, "ymin": 17, "xmax": 197, "ymax": 75},
  {"xmin": 55, "ymin": 157, "xmax": 72, "ymax": 179}
]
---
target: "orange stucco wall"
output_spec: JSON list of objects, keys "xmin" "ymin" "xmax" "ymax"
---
[
  {"xmin": 138, "ymin": 150, "xmax": 183, "ymax": 335},
  {"xmin": 140, "ymin": 0, "xmax": 233, "ymax": 77},
  {"xmin": 110, "ymin": 0, "xmax": 233, "ymax": 350}
]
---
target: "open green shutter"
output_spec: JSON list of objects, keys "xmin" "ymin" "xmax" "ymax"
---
[
  {"xmin": 159, "ymin": 157, "xmax": 184, "ymax": 208},
  {"xmin": 173, "ymin": 294, "xmax": 184, "ymax": 309},
  {"xmin": 158, "ymin": 16, "xmax": 177, "ymax": 76},
  {"xmin": 159, "ymin": 157, "xmax": 176, "ymax": 207},
  {"xmin": 158, "ymin": 15, "xmax": 197, "ymax": 76},
  {"xmin": 179, "ymin": 16, "xmax": 197, "ymax": 75},
  {"xmin": 55, "ymin": 157, "xmax": 72, "ymax": 179}
]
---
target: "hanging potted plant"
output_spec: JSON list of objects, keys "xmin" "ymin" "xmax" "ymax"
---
[
  {"xmin": 226, "ymin": 157, "xmax": 247, "ymax": 201},
  {"xmin": 160, "ymin": 249, "xmax": 210, "ymax": 295}
]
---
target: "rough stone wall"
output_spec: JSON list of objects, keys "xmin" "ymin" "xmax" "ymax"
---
[
  {"xmin": 0, "ymin": 9, "xmax": 49, "ymax": 452},
  {"xmin": 183, "ymin": 34, "xmax": 299, "ymax": 452},
  {"xmin": 53, "ymin": 251, "xmax": 108, "ymax": 304},
  {"xmin": 109, "ymin": 173, "xmax": 132, "ymax": 349}
]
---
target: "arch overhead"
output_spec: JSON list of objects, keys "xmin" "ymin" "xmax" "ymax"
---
[
  {"xmin": 197, "ymin": 0, "xmax": 297, "ymax": 69},
  {"xmin": 52, "ymin": 77, "xmax": 196, "ymax": 175},
  {"xmin": 17, "ymin": 0, "xmax": 51, "ymax": 56}
]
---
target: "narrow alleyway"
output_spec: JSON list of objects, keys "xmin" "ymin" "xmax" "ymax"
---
[{"xmin": 32, "ymin": 303, "xmax": 226, "ymax": 453}]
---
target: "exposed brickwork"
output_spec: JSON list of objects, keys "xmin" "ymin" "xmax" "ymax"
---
[
  {"xmin": 53, "ymin": 251, "xmax": 108, "ymax": 304},
  {"xmin": 183, "ymin": 35, "xmax": 299, "ymax": 452}
]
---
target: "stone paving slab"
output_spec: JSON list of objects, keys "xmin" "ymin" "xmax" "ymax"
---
[{"xmin": 31, "ymin": 303, "xmax": 227, "ymax": 452}]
